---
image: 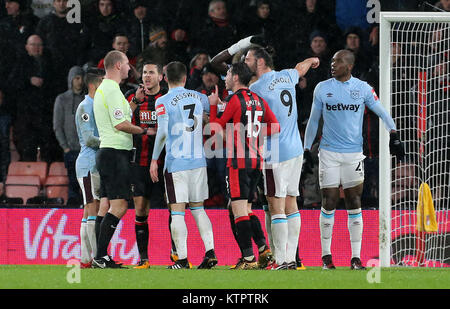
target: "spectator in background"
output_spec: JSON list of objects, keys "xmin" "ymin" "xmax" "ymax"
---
[
  {"xmin": 277, "ymin": 0, "xmax": 341, "ymax": 69},
  {"xmin": 84, "ymin": 0, "xmax": 128, "ymax": 65},
  {"xmin": 97, "ymin": 33, "xmax": 140, "ymax": 91},
  {"xmin": 238, "ymin": 0, "xmax": 279, "ymax": 43},
  {"xmin": 28, "ymin": 0, "xmax": 54, "ymax": 18},
  {"xmin": 344, "ymin": 26, "xmax": 372, "ymax": 79},
  {"xmin": 186, "ymin": 51, "xmax": 210, "ymax": 90},
  {"xmin": 0, "ymin": 0, "xmax": 39, "ymax": 53},
  {"xmin": 192, "ymin": 0, "xmax": 238, "ymax": 59},
  {"xmin": 53, "ymin": 65, "xmax": 84, "ymax": 206},
  {"xmin": 195, "ymin": 63, "xmax": 227, "ymax": 98},
  {"xmin": 97, "ymin": 33, "xmax": 141, "ymax": 85},
  {"xmin": 127, "ymin": 0, "xmax": 164, "ymax": 58},
  {"xmin": 35, "ymin": 0, "xmax": 88, "ymax": 95},
  {"xmin": 137, "ymin": 26, "xmax": 186, "ymax": 69},
  {"xmin": 97, "ymin": 34, "xmax": 134, "ymax": 69},
  {"xmin": 8, "ymin": 34, "xmax": 56, "ymax": 162},
  {"xmin": 170, "ymin": 0, "xmax": 209, "ymax": 48}
]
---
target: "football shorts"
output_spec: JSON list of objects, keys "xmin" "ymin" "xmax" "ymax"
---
[
  {"xmin": 77, "ymin": 171, "xmax": 100, "ymax": 205},
  {"xmin": 318, "ymin": 149, "xmax": 365, "ymax": 189},
  {"xmin": 263, "ymin": 155, "xmax": 303, "ymax": 198},
  {"xmin": 164, "ymin": 167, "xmax": 208, "ymax": 204},
  {"xmin": 226, "ymin": 166, "xmax": 262, "ymax": 202},
  {"xmin": 96, "ymin": 148, "xmax": 132, "ymax": 200}
]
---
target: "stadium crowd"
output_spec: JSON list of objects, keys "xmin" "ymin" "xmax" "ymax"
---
[{"xmin": 0, "ymin": 0, "xmax": 447, "ymax": 208}]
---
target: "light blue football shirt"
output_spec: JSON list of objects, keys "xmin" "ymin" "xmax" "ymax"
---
[
  {"xmin": 152, "ymin": 87, "xmax": 209, "ymax": 173},
  {"xmin": 304, "ymin": 76, "xmax": 396, "ymax": 153},
  {"xmin": 75, "ymin": 95, "xmax": 100, "ymax": 178},
  {"xmin": 250, "ymin": 69, "xmax": 302, "ymax": 163}
]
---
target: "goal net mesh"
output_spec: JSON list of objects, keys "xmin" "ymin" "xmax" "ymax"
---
[{"xmin": 389, "ymin": 20, "xmax": 450, "ymax": 267}]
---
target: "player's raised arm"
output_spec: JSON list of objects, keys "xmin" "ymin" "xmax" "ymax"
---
[
  {"xmin": 210, "ymin": 34, "xmax": 267, "ymax": 76},
  {"xmin": 294, "ymin": 57, "xmax": 320, "ymax": 78},
  {"xmin": 209, "ymin": 94, "xmax": 237, "ymax": 128}
]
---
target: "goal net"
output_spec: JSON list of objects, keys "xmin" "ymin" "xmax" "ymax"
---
[{"xmin": 379, "ymin": 12, "xmax": 450, "ymax": 267}]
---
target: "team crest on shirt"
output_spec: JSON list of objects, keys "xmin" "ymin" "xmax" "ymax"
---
[
  {"xmin": 350, "ymin": 90, "xmax": 360, "ymax": 100},
  {"xmin": 113, "ymin": 108, "xmax": 124, "ymax": 120},
  {"xmin": 81, "ymin": 113, "xmax": 89, "ymax": 122}
]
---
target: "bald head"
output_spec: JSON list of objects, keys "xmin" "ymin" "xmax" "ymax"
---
[
  {"xmin": 25, "ymin": 34, "xmax": 43, "ymax": 57},
  {"xmin": 331, "ymin": 49, "xmax": 355, "ymax": 81},
  {"xmin": 336, "ymin": 49, "xmax": 355, "ymax": 66},
  {"xmin": 103, "ymin": 50, "xmax": 130, "ymax": 82},
  {"xmin": 104, "ymin": 50, "xmax": 126, "ymax": 70}
]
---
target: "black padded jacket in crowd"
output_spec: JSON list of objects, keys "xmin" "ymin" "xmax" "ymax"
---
[{"xmin": 35, "ymin": 11, "xmax": 88, "ymax": 71}]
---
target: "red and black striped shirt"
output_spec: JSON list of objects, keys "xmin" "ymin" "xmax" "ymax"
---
[
  {"xmin": 126, "ymin": 88, "xmax": 168, "ymax": 167},
  {"xmin": 210, "ymin": 88, "xmax": 279, "ymax": 170}
]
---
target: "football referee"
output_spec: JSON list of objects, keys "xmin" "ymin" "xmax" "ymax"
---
[{"xmin": 92, "ymin": 50, "xmax": 151, "ymax": 268}]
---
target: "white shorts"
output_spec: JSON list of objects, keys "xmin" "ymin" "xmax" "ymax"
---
[
  {"xmin": 318, "ymin": 149, "xmax": 365, "ymax": 189},
  {"xmin": 164, "ymin": 167, "xmax": 208, "ymax": 204},
  {"xmin": 77, "ymin": 171, "xmax": 101, "ymax": 205},
  {"xmin": 263, "ymin": 155, "xmax": 303, "ymax": 197}
]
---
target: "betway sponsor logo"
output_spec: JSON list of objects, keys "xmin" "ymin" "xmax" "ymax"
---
[{"xmin": 326, "ymin": 103, "xmax": 360, "ymax": 112}]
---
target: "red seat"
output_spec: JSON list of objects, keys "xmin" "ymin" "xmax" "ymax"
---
[
  {"xmin": 48, "ymin": 162, "xmax": 67, "ymax": 176},
  {"xmin": 5, "ymin": 175, "xmax": 41, "ymax": 204},
  {"xmin": 46, "ymin": 185, "xmax": 68, "ymax": 203},
  {"xmin": 7, "ymin": 161, "xmax": 48, "ymax": 185},
  {"xmin": 45, "ymin": 174, "xmax": 69, "ymax": 204}
]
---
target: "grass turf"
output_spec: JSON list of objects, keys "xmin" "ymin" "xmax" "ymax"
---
[{"xmin": 0, "ymin": 265, "xmax": 448, "ymax": 289}]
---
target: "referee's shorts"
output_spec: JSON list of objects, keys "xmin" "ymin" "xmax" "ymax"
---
[{"xmin": 96, "ymin": 148, "xmax": 132, "ymax": 201}]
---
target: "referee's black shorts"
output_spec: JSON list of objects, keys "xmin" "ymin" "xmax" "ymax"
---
[
  {"xmin": 96, "ymin": 148, "xmax": 132, "ymax": 201},
  {"xmin": 226, "ymin": 166, "xmax": 262, "ymax": 202},
  {"xmin": 130, "ymin": 163, "xmax": 164, "ymax": 199}
]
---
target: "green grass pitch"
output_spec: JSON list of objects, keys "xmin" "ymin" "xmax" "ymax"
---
[{"xmin": 0, "ymin": 265, "xmax": 448, "ymax": 289}]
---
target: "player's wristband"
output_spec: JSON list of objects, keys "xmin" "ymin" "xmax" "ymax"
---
[
  {"xmin": 140, "ymin": 128, "xmax": 148, "ymax": 136},
  {"xmin": 227, "ymin": 36, "xmax": 252, "ymax": 55},
  {"xmin": 132, "ymin": 96, "xmax": 144, "ymax": 105}
]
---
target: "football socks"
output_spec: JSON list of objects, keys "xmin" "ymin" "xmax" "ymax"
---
[
  {"xmin": 271, "ymin": 214, "xmax": 288, "ymax": 264},
  {"xmin": 320, "ymin": 207, "xmax": 335, "ymax": 257},
  {"xmin": 190, "ymin": 206, "xmax": 214, "ymax": 253},
  {"xmin": 135, "ymin": 215, "xmax": 149, "ymax": 261},
  {"xmin": 96, "ymin": 213, "xmax": 120, "ymax": 259},
  {"xmin": 170, "ymin": 211, "xmax": 188, "ymax": 260},
  {"xmin": 286, "ymin": 211, "xmax": 301, "ymax": 263},
  {"xmin": 347, "ymin": 208, "xmax": 363, "ymax": 259}
]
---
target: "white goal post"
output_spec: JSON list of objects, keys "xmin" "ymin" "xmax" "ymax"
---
[{"xmin": 379, "ymin": 12, "xmax": 450, "ymax": 267}]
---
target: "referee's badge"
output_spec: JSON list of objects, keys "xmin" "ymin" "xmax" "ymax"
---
[
  {"xmin": 113, "ymin": 108, "xmax": 124, "ymax": 120},
  {"xmin": 350, "ymin": 90, "xmax": 360, "ymax": 100},
  {"xmin": 81, "ymin": 113, "xmax": 90, "ymax": 122}
]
